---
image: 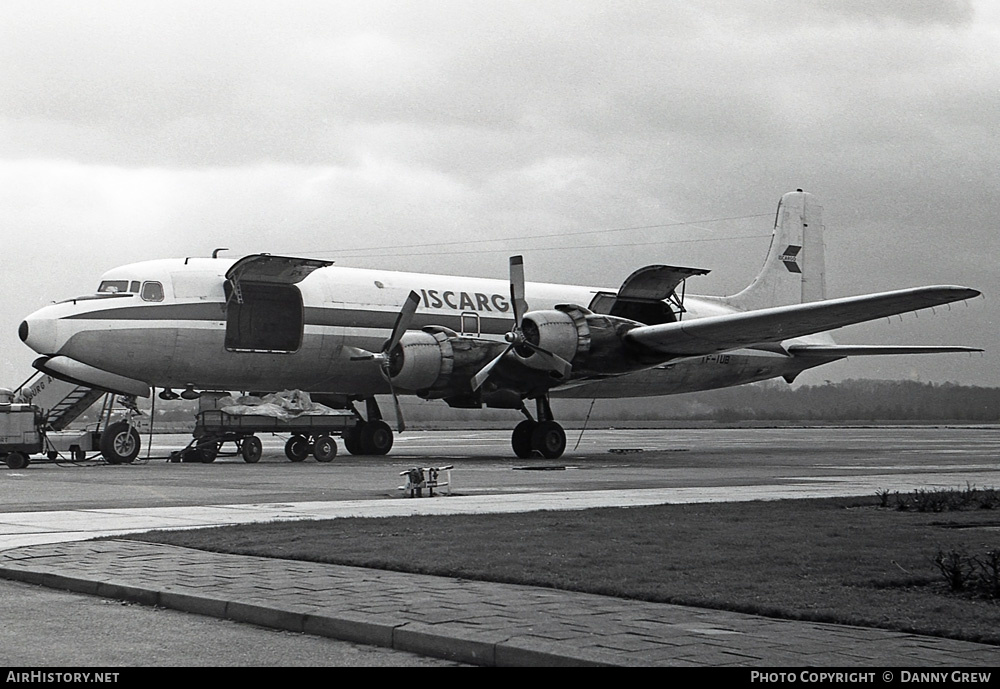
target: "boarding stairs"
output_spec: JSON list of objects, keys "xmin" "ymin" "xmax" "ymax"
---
[{"xmin": 13, "ymin": 373, "xmax": 105, "ymax": 430}]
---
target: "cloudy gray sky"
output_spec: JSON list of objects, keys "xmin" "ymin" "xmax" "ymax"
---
[{"xmin": 1, "ymin": 0, "xmax": 996, "ymax": 389}]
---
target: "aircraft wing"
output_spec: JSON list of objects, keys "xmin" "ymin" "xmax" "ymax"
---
[
  {"xmin": 786, "ymin": 344, "xmax": 983, "ymax": 357},
  {"xmin": 623, "ymin": 285, "xmax": 981, "ymax": 357}
]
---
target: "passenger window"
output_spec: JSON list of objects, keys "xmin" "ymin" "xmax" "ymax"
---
[{"xmin": 141, "ymin": 281, "xmax": 164, "ymax": 302}]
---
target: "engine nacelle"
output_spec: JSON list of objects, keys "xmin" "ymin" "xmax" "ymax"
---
[
  {"xmin": 518, "ymin": 305, "xmax": 646, "ymax": 376},
  {"xmin": 516, "ymin": 307, "xmax": 590, "ymax": 371},
  {"xmin": 386, "ymin": 330, "xmax": 454, "ymax": 391}
]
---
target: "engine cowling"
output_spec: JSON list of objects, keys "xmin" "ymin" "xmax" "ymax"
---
[
  {"xmin": 386, "ymin": 330, "xmax": 454, "ymax": 391},
  {"xmin": 517, "ymin": 305, "xmax": 647, "ymax": 376},
  {"xmin": 515, "ymin": 307, "xmax": 590, "ymax": 371}
]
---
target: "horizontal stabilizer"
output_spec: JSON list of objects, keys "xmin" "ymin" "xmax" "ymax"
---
[
  {"xmin": 624, "ymin": 285, "xmax": 980, "ymax": 357},
  {"xmin": 787, "ymin": 344, "xmax": 983, "ymax": 358}
]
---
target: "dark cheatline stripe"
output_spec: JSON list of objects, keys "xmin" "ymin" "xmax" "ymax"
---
[
  {"xmin": 66, "ymin": 303, "xmax": 227, "ymax": 321},
  {"xmin": 306, "ymin": 307, "xmax": 512, "ymax": 335},
  {"xmin": 65, "ymin": 302, "xmax": 513, "ymax": 335}
]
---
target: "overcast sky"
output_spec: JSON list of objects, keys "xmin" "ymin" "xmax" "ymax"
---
[{"xmin": 1, "ymin": 0, "xmax": 995, "ymax": 390}]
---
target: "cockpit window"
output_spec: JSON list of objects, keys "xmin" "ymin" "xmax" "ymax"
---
[
  {"xmin": 97, "ymin": 280, "xmax": 130, "ymax": 294},
  {"xmin": 140, "ymin": 281, "xmax": 164, "ymax": 302}
]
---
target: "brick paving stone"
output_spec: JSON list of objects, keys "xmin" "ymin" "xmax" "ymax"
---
[{"xmin": 1, "ymin": 539, "xmax": 998, "ymax": 667}]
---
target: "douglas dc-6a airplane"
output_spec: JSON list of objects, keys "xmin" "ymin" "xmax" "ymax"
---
[{"xmin": 19, "ymin": 191, "xmax": 982, "ymax": 461}]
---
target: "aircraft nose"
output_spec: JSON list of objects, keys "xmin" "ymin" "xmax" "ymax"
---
[{"xmin": 19, "ymin": 311, "xmax": 61, "ymax": 356}]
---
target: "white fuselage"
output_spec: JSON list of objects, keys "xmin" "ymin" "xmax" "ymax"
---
[{"xmin": 20, "ymin": 257, "xmax": 823, "ymax": 399}]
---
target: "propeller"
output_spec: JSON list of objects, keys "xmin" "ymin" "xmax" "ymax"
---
[
  {"xmin": 471, "ymin": 256, "xmax": 572, "ymax": 391},
  {"xmin": 350, "ymin": 290, "xmax": 420, "ymax": 433}
]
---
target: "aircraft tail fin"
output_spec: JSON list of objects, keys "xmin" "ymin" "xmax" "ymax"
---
[{"xmin": 724, "ymin": 190, "xmax": 826, "ymax": 311}]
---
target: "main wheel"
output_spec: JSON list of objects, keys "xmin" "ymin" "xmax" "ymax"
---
[
  {"xmin": 241, "ymin": 435, "xmax": 262, "ymax": 463},
  {"xmin": 343, "ymin": 423, "xmax": 365, "ymax": 455},
  {"xmin": 531, "ymin": 420, "xmax": 566, "ymax": 459},
  {"xmin": 285, "ymin": 435, "xmax": 309, "ymax": 462},
  {"xmin": 313, "ymin": 434, "xmax": 337, "ymax": 462},
  {"xmin": 511, "ymin": 420, "xmax": 537, "ymax": 459},
  {"xmin": 360, "ymin": 420, "xmax": 393, "ymax": 455},
  {"xmin": 100, "ymin": 421, "xmax": 141, "ymax": 464}
]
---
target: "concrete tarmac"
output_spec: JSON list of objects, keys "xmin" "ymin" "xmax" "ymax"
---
[{"xmin": 2, "ymin": 427, "xmax": 999, "ymax": 667}]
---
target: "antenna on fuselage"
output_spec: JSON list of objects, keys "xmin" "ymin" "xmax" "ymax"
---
[{"xmin": 212, "ymin": 248, "xmax": 229, "ymax": 258}]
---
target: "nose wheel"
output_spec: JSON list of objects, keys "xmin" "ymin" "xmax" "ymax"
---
[{"xmin": 100, "ymin": 420, "xmax": 141, "ymax": 464}]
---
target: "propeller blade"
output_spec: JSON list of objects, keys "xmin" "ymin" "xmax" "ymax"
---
[
  {"xmin": 509, "ymin": 256, "xmax": 527, "ymax": 326},
  {"xmin": 353, "ymin": 293, "xmax": 419, "ymax": 429},
  {"xmin": 523, "ymin": 342, "xmax": 572, "ymax": 379},
  {"xmin": 387, "ymin": 376, "xmax": 406, "ymax": 434},
  {"xmin": 470, "ymin": 344, "xmax": 513, "ymax": 391},
  {"xmin": 387, "ymin": 291, "xmax": 421, "ymax": 353}
]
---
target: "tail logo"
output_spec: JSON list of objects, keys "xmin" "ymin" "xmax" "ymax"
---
[{"xmin": 779, "ymin": 245, "xmax": 802, "ymax": 273}]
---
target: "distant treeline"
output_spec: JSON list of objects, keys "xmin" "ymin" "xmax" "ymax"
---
[
  {"xmin": 397, "ymin": 379, "xmax": 1000, "ymax": 424},
  {"xmin": 119, "ymin": 379, "xmax": 999, "ymax": 427},
  {"xmin": 622, "ymin": 379, "xmax": 1000, "ymax": 422}
]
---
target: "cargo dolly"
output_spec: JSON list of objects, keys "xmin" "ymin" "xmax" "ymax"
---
[{"xmin": 172, "ymin": 408, "xmax": 359, "ymax": 463}]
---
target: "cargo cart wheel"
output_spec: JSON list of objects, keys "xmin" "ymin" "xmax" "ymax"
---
[
  {"xmin": 313, "ymin": 434, "xmax": 337, "ymax": 462},
  {"xmin": 100, "ymin": 421, "xmax": 141, "ymax": 464},
  {"xmin": 198, "ymin": 441, "xmax": 220, "ymax": 463},
  {"xmin": 241, "ymin": 435, "xmax": 262, "ymax": 463},
  {"xmin": 284, "ymin": 435, "xmax": 309, "ymax": 462},
  {"xmin": 5, "ymin": 452, "xmax": 29, "ymax": 470},
  {"xmin": 361, "ymin": 420, "xmax": 393, "ymax": 456}
]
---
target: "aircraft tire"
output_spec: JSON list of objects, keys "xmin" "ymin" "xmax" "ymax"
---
[
  {"xmin": 313, "ymin": 434, "xmax": 337, "ymax": 462},
  {"xmin": 241, "ymin": 435, "xmax": 263, "ymax": 463},
  {"xmin": 100, "ymin": 421, "xmax": 141, "ymax": 464},
  {"xmin": 360, "ymin": 420, "xmax": 393, "ymax": 456},
  {"xmin": 343, "ymin": 424, "xmax": 365, "ymax": 455},
  {"xmin": 511, "ymin": 420, "xmax": 537, "ymax": 459},
  {"xmin": 531, "ymin": 421, "xmax": 566, "ymax": 460},
  {"xmin": 285, "ymin": 435, "xmax": 309, "ymax": 462}
]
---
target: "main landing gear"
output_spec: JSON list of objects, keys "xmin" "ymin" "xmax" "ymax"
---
[
  {"xmin": 342, "ymin": 398, "xmax": 394, "ymax": 456},
  {"xmin": 343, "ymin": 419, "xmax": 394, "ymax": 455},
  {"xmin": 511, "ymin": 396, "xmax": 567, "ymax": 460}
]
